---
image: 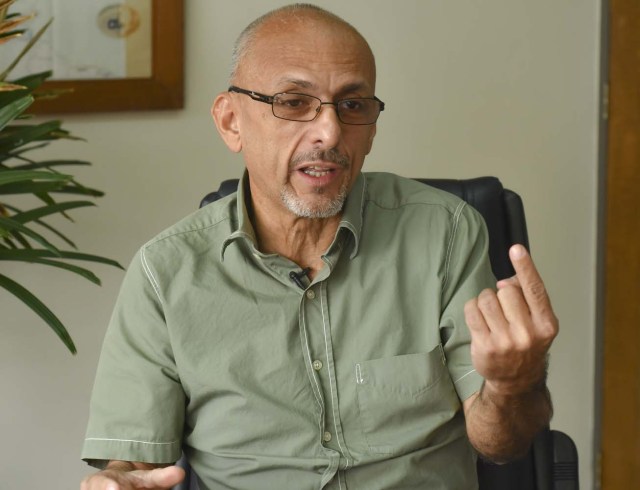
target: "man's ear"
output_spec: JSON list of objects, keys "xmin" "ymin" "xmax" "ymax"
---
[{"xmin": 212, "ymin": 93, "xmax": 242, "ymax": 153}]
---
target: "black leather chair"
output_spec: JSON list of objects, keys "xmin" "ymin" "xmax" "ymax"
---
[{"xmin": 175, "ymin": 176, "xmax": 578, "ymax": 490}]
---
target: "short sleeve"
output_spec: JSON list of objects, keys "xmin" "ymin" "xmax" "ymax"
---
[
  {"xmin": 82, "ymin": 248, "xmax": 185, "ymax": 467},
  {"xmin": 439, "ymin": 203, "xmax": 496, "ymax": 402}
]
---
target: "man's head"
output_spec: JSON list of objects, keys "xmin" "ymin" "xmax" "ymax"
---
[{"xmin": 212, "ymin": 4, "xmax": 380, "ymax": 221}]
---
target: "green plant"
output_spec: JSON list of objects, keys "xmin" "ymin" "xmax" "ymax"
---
[{"xmin": 0, "ymin": 0, "xmax": 122, "ymax": 354}]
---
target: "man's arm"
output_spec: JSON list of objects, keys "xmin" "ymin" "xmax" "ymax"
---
[
  {"xmin": 462, "ymin": 244, "xmax": 558, "ymax": 462},
  {"xmin": 80, "ymin": 461, "xmax": 185, "ymax": 490}
]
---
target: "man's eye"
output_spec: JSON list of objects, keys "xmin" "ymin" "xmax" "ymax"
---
[
  {"xmin": 341, "ymin": 99, "xmax": 364, "ymax": 111},
  {"xmin": 277, "ymin": 96, "xmax": 310, "ymax": 109}
]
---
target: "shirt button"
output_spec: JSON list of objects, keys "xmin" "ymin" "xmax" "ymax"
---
[
  {"xmin": 323, "ymin": 431, "xmax": 332, "ymax": 442},
  {"xmin": 312, "ymin": 360, "xmax": 323, "ymax": 371},
  {"xmin": 306, "ymin": 289, "xmax": 316, "ymax": 300}
]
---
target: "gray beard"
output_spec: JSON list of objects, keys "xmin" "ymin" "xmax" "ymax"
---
[{"xmin": 280, "ymin": 178, "xmax": 349, "ymax": 219}]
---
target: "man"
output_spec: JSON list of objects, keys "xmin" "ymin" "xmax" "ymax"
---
[{"xmin": 81, "ymin": 4, "xmax": 557, "ymax": 489}]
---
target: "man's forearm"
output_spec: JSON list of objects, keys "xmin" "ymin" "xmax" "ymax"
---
[{"xmin": 465, "ymin": 380, "xmax": 553, "ymax": 463}]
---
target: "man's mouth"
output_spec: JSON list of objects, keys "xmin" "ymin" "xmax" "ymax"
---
[{"xmin": 300, "ymin": 165, "xmax": 335, "ymax": 177}]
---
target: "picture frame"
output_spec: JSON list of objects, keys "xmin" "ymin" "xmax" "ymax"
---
[{"xmin": 31, "ymin": 0, "xmax": 184, "ymax": 113}]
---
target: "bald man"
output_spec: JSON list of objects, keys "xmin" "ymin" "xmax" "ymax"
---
[{"xmin": 81, "ymin": 4, "xmax": 557, "ymax": 489}]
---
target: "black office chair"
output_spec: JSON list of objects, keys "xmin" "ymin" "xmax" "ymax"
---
[{"xmin": 175, "ymin": 176, "xmax": 578, "ymax": 490}]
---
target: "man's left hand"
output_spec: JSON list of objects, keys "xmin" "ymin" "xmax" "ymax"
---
[{"xmin": 464, "ymin": 244, "xmax": 558, "ymax": 395}]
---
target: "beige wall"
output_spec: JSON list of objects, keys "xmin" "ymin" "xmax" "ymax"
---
[{"xmin": 0, "ymin": 1, "xmax": 601, "ymax": 488}]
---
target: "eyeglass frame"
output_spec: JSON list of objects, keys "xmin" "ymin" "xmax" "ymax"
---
[{"xmin": 228, "ymin": 85, "xmax": 385, "ymax": 125}]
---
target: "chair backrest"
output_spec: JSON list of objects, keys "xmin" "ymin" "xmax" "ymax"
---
[{"xmin": 185, "ymin": 175, "xmax": 578, "ymax": 490}]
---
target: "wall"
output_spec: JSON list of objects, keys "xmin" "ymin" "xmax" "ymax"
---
[{"xmin": 0, "ymin": 1, "xmax": 601, "ymax": 488}]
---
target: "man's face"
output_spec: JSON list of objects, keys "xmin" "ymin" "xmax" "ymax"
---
[{"xmin": 229, "ymin": 19, "xmax": 378, "ymax": 220}]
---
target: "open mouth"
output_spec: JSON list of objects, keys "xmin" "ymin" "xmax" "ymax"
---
[{"xmin": 300, "ymin": 165, "xmax": 335, "ymax": 177}]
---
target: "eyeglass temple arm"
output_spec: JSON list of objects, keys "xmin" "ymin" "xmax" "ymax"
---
[{"xmin": 228, "ymin": 86, "xmax": 273, "ymax": 104}]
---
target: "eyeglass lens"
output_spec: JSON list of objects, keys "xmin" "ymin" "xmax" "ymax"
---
[{"xmin": 272, "ymin": 93, "xmax": 381, "ymax": 124}]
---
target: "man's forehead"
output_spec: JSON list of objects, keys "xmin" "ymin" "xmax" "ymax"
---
[{"xmin": 237, "ymin": 16, "xmax": 375, "ymax": 87}]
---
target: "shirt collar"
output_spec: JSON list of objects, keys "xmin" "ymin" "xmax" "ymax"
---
[
  {"xmin": 221, "ymin": 171, "xmax": 366, "ymax": 260},
  {"xmin": 337, "ymin": 172, "xmax": 365, "ymax": 259},
  {"xmin": 221, "ymin": 171, "xmax": 258, "ymax": 260}
]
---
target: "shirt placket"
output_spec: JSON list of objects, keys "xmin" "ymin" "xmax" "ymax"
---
[{"xmin": 299, "ymin": 267, "xmax": 353, "ymax": 489}]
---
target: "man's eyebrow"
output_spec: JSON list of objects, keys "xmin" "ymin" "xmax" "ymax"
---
[
  {"xmin": 339, "ymin": 82, "xmax": 369, "ymax": 95},
  {"xmin": 277, "ymin": 78, "xmax": 315, "ymax": 90},
  {"xmin": 275, "ymin": 79, "xmax": 371, "ymax": 95}
]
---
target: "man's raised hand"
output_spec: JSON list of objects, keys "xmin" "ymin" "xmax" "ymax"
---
[{"xmin": 464, "ymin": 244, "xmax": 558, "ymax": 395}]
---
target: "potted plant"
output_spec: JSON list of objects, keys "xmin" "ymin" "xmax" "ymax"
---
[{"xmin": 0, "ymin": 0, "xmax": 122, "ymax": 354}]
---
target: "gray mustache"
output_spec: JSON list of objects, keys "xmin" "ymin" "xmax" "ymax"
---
[{"xmin": 290, "ymin": 149, "xmax": 349, "ymax": 169}]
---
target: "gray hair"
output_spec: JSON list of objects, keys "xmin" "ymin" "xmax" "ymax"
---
[{"xmin": 229, "ymin": 3, "xmax": 372, "ymax": 82}]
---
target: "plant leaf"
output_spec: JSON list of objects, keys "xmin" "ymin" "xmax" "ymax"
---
[
  {"xmin": 0, "ymin": 29, "xmax": 22, "ymax": 43},
  {"xmin": 2, "ymin": 254, "xmax": 101, "ymax": 285},
  {"xmin": 0, "ymin": 169, "xmax": 71, "ymax": 185},
  {"xmin": 0, "ymin": 81, "xmax": 26, "ymax": 91},
  {"xmin": 0, "ymin": 120, "xmax": 62, "ymax": 152},
  {"xmin": 11, "ymin": 159, "xmax": 91, "ymax": 170},
  {"xmin": 0, "ymin": 93, "xmax": 32, "ymax": 130},
  {"xmin": 0, "ymin": 215, "xmax": 61, "ymax": 254},
  {"xmin": 0, "ymin": 17, "xmax": 53, "ymax": 81},
  {"xmin": 0, "ymin": 70, "xmax": 51, "ymax": 109},
  {"xmin": 0, "ymin": 0, "xmax": 17, "ymax": 14},
  {"xmin": 2, "ymin": 203, "xmax": 77, "ymax": 248},
  {"xmin": 0, "ymin": 13, "xmax": 34, "ymax": 34},
  {"xmin": 0, "ymin": 248, "xmax": 123, "ymax": 269},
  {"xmin": 0, "ymin": 272, "xmax": 76, "ymax": 354},
  {"xmin": 0, "ymin": 180, "xmax": 66, "ymax": 194},
  {"xmin": 10, "ymin": 200, "xmax": 95, "ymax": 223},
  {"xmin": 57, "ymin": 184, "xmax": 104, "ymax": 198}
]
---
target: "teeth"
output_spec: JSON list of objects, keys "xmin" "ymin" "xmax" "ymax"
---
[{"xmin": 303, "ymin": 167, "xmax": 331, "ymax": 177}]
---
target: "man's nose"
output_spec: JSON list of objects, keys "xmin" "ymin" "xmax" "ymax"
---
[{"xmin": 310, "ymin": 103, "xmax": 342, "ymax": 147}]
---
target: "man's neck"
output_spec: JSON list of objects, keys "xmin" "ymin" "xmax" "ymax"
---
[{"xmin": 251, "ymin": 203, "xmax": 342, "ymax": 279}]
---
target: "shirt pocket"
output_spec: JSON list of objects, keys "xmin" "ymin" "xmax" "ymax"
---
[{"xmin": 354, "ymin": 345, "xmax": 461, "ymax": 455}]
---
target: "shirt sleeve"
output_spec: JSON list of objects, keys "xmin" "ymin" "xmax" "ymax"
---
[
  {"xmin": 81, "ymin": 247, "xmax": 185, "ymax": 468},
  {"xmin": 439, "ymin": 202, "xmax": 496, "ymax": 402}
]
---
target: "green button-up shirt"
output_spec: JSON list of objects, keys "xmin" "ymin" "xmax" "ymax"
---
[{"xmin": 82, "ymin": 172, "xmax": 495, "ymax": 489}]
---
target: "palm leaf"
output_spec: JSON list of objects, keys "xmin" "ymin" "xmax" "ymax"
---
[
  {"xmin": 0, "ymin": 120, "xmax": 62, "ymax": 152},
  {"xmin": 0, "ymin": 93, "xmax": 31, "ymax": 129},
  {"xmin": 0, "ymin": 248, "xmax": 123, "ymax": 269},
  {"xmin": 2, "ymin": 203, "xmax": 77, "ymax": 248},
  {"xmin": 0, "ymin": 17, "xmax": 53, "ymax": 81},
  {"xmin": 0, "ymin": 180, "xmax": 66, "ymax": 194},
  {"xmin": 0, "ymin": 273, "xmax": 76, "ymax": 354},
  {"xmin": 11, "ymin": 159, "xmax": 91, "ymax": 170},
  {"xmin": 3, "ymin": 255, "xmax": 101, "ymax": 285},
  {"xmin": 56, "ymin": 184, "xmax": 104, "ymax": 197},
  {"xmin": 0, "ymin": 13, "xmax": 34, "ymax": 34},
  {"xmin": 0, "ymin": 169, "xmax": 71, "ymax": 185},
  {"xmin": 10, "ymin": 200, "xmax": 95, "ymax": 224},
  {"xmin": 0, "ymin": 215, "xmax": 61, "ymax": 254}
]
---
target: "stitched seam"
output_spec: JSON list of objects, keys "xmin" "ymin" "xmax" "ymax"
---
[
  {"xmin": 442, "ymin": 201, "xmax": 466, "ymax": 293},
  {"xmin": 145, "ymin": 216, "xmax": 231, "ymax": 247},
  {"xmin": 320, "ymin": 284, "xmax": 351, "ymax": 469},
  {"xmin": 300, "ymin": 304, "xmax": 324, "ymax": 435},
  {"xmin": 140, "ymin": 248, "xmax": 161, "ymax": 301},
  {"xmin": 366, "ymin": 200, "xmax": 459, "ymax": 214},
  {"xmin": 85, "ymin": 437, "xmax": 177, "ymax": 445},
  {"xmin": 454, "ymin": 369, "xmax": 477, "ymax": 384}
]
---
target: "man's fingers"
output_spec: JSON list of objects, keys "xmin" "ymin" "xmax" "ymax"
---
[
  {"xmin": 496, "ymin": 275, "xmax": 520, "ymax": 290},
  {"xmin": 509, "ymin": 244, "xmax": 551, "ymax": 314},
  {"xmin": 464, "ymin": 297, "xmax": 490, "ymax": 337},
  {"xmin": 131, "ymin": 466, "xmax": 185, "ymax": 488}
]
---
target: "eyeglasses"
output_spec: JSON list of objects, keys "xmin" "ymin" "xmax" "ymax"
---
[{"xmin": 228, "ymin": 85, "xmax": 385, "ymax": 125}]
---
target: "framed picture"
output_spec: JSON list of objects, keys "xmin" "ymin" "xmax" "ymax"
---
[{"xmin": 28, "ymin": 0, "xmax": 184, "ymax": 113}]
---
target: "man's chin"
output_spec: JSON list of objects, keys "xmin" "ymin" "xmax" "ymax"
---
[{"xmin": 281, "ymin": 192, "xmax": 346, "ymax": 219}]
